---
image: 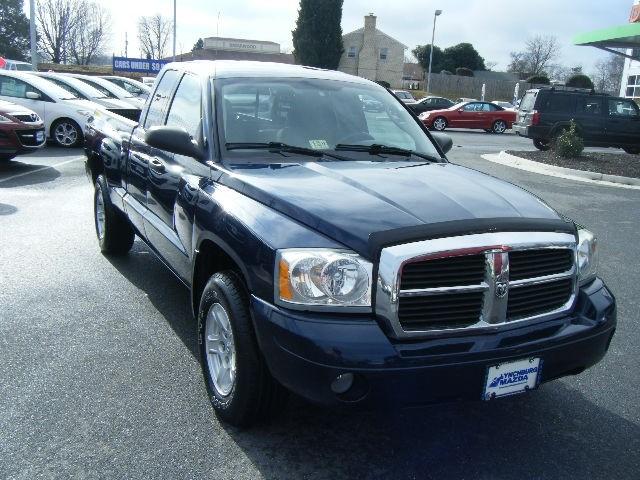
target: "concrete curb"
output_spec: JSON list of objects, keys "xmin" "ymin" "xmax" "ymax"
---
[{"xmin": 480, "ymin": 151, "xmax": 640, "ymax": 190}]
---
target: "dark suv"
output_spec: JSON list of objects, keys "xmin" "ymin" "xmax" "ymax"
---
[{"xmin": 513, "ymin": 87, "xmax": 640, "ymax": 153}]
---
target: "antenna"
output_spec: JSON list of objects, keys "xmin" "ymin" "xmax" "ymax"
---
[{"xmin": 125, "ymin": 32, "xmax": 128, "ymax": 57}]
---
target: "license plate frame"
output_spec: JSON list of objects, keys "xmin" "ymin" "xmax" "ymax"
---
[{"xmin": 483, "ymin": 357, "xmax": 542, "ymax": 400}]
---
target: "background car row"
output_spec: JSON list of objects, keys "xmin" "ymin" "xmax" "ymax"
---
[{"xmin": 0, "ymin": 70, "xmax": 151, "ymax": 148}]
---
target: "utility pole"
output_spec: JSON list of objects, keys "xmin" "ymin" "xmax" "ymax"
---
[
  {"xmin": 125, "ymin": 32, "xmax": 128, "ymax": 57},
  {"xmin": 172, "ymin": 0, "xmax": 177, "ymax": 61},
  {"xmin": 426, "ymin": 9, "xmax": 442, "ymax": 94},
  {"xmin": 29, "ymin": 0, "xmax": 37, "ymax": 70}
]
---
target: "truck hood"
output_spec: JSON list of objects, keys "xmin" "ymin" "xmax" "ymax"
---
[{"xmin": 220, "ymin": 159, "xmax": 563, "ymax": 258}]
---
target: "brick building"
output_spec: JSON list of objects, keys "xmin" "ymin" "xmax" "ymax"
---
[{"xmin": 338, "ymin": 14, "xmax": 407, "ymax": 87}]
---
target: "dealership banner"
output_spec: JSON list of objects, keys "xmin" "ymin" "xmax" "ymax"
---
[{"xmin": 112, "ymin": 56, "xmax": 169, "ymax": 74}]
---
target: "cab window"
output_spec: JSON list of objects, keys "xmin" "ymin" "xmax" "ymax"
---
[
  {"xmin": 165, "ymin": 74, "xmax": 202, "ymax": 139},
  {"xmin": 144, "ymin": 70, "xmax": 180, "ymax": 129}
]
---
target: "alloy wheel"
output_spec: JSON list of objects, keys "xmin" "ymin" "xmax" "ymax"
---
[
  {"xmin": 54, "ymin": 122, "xmax": 78, "ymax": 146},
  {"xmin": 205, "ymin": 303, "xmax": 237, "ymax": 397},
  {"xmin": 95, "ymin": 187, "xmax": 106, "ymax": 240}
]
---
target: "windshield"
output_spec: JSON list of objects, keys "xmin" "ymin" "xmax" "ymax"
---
[{"xmin": 218, "ymin": 77, "xmax": 440, "ymax": 159}]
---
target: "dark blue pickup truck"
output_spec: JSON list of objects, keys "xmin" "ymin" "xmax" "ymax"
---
[{"xmin": 84, "ymin": 61, "xmax": 615, "ymax": 427}]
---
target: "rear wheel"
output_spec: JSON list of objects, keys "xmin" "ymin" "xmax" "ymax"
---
[
  {"xmin": 94, "ymin": 175, "xmax": 135, "ymax": 254},
  {"xmin": 533, "ymin": 138, "xmax": 551, "ymax": 151},
  {"xmin": 52, "ymin": 118, "xmax": 82, "ymax": 148},
  {"xmin": 492, "ymin": 120, "xmax": 507, "ymax": 134},
  {"xmin": 623, "ymin": 146, "xmax": 640, "ymax": 154},
  {"xmin": 198, "ymin": 271, "xmax": 287, "ymax": 427},
  {"xmin": 432, "ymin": 116, "xmax": 447, "ymax": 131}
]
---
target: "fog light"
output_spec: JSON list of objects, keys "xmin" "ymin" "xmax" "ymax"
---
[{"xmin": 330, "ymin": 373, "xmax": 354, "ymax": 394}]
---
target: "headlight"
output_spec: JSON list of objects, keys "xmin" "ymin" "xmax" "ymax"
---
[
  {"xmin": 276, "ymin": 249, "xmax": 372, "ymax": 310},
  {"xmin": 0, "ymin": 113, "xmax": 13, "ymax": 123},
  {"xmin": 577, "ymin": 228, "xmax": 598, "ymax": 285}
]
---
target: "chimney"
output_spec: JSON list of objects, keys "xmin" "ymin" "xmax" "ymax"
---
[{"xmin": 364, "ymin": 13, "xmax": 377, "ymax": 32}]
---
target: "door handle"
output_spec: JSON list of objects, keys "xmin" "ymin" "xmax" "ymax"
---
[{"xmin": 149, "ymin": 159, "xmax": 166, "ymax": 172}]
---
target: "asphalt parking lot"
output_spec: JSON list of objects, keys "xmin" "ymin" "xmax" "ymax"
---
[{"xmin": 1, "ymin": 131, "xmax": 638, "ymax": 480}]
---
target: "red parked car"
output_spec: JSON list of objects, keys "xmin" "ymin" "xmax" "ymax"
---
[
  {"xmin": 419, "ymin": 101, "xmax": 517, "ymax": 134},
  {"xmin": 0, "ymin": 100, "xmax": 46, "ymax": 161}
]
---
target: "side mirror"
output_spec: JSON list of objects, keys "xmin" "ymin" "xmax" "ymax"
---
[
  {"xmin": 26, "ymin": 91, "xmax": 41, "ymax": 100},
  {"xmin": 431, "ymin": 132, "xmax": 453, "ymax": 154},
  {"xmin": 145, "ymin": 126, "xmax": 204, "ymax": 160}
]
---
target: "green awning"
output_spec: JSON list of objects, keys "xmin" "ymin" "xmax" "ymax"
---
[{"xmin": 574, "ymin": 23, "xmax": 640, "ymax": 49}]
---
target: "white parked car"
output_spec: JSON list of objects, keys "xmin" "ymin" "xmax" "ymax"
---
[
  {"xmin": 0, "ymin": 70, "xmax": 102, "ymax": 147},
  {"xmin": 29, "ymin": 72, "xmax": 141, "ymax": 121},
  {"xmin": 141, "ymin": 76, "xmax": 156, "ymax": 87},
  {"xmin": 61, "ymin": 73, "xmax": 146, "ymax": 110},
  {"xmin": 1, "ymin": 59, "xmax": 34, "ymax": 71},
  {"xmin": 101, "ymin": 75, "xmax": 151, "ymax": 99},
  {"xmin": 492, "ymin": 100, "xmax": 516, "ymax": 111}
]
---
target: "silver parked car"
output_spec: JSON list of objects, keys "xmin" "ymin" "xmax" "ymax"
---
[
  {"xmin": 29, "ymin": 72, "xmax": 141, "ymax": 121},
  {"xmin": 60, "ymin": 73, "xmax": 146, "ymax": 110},
  {"xmin": 101, "ymin": 76, "xmax": 151, "ymax": 99}
]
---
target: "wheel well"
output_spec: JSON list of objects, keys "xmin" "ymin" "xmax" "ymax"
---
[{"xmin": 192, "ymin": 240, "xmax": 245, "ymax": 316}]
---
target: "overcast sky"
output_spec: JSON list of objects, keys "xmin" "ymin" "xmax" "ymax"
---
[{"xmin": 24, "ymin": 0, "xmax": 635, "ymax": 72}]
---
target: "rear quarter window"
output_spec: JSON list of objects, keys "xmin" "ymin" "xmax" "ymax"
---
[{"xmin": 543, "ymin": 94, "xmax": 575, "ymax": 114}]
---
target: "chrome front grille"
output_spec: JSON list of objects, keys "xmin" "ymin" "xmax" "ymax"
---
[{"xmin": 376, "ymin": 232, "xmax": 577, "ymax": 339}]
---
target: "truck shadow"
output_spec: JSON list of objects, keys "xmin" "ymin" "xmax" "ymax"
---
[
  {"xmin": 106, "ymin": 239, "xmax": 197, "ymax": 357},
  {"xmin": 223, "ymin": 384, "xmax": 639, "ymax": 479}
]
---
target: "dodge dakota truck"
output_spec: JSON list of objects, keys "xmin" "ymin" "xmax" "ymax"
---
[{"xmin": 84, "ymin": 61, "xmax": 616, "ymax": 427}]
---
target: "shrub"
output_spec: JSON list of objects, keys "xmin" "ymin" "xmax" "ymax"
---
[
  {"xmin": 526, "ymin": 75, "xmax": 550, "ymax": 85},
  {"xmin": 554, "ymin": 120, "xmax": 584, "ymax": 158},
  {"xmin": 566, "ymin": 74, "xmax": 594, "ymax": 89},
  {"xmin": 455, "ymin": 67, "xmax": 474, "ymax": 77}
]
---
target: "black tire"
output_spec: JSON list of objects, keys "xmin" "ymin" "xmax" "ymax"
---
[
  {"xmin": 0, "ymin": 153, "xmax": 16, "ymax": 161},
  {"xmin": 484, "ymin": 128, "xmax": 493, "ymax": 133},
  {"xmin": 492, "ymin": 119, "xmax": 507, "ymax": 134},
  {"xmin": 198, "ymin": 271, "xmax": 287, "ymax": 427},
  {"xmin": 432, "ymin": 116, "xmax": 447, "ymax": 131},
  {"xmin": 533, "ymin": 138, "xmax": 551, "ymax": 151},
  {"xmin": 94, "ymin": 175, "xmax": 134, "ymax": 254},
  {"xmin": 623, "ymin": 146, "xmax": 640, "ymax": 154},
  {"xmin": 51, "ymin": 118, "xmax": 83, "ymax": 148}
]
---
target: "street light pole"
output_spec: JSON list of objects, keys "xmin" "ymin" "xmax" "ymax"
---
[
  {"xmin": 426, "ymin": 9, "xmax": 442, "ymax": 94},
  {"xmin": 172, "ymin": 0, "xmax": 177, "ymax": 61},
  {"xmin": 29, "ymin": 0, "xmax": 37, "ymax": 70}
]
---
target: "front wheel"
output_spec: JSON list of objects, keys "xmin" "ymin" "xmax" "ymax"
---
[
  {"xmin": 52, "ymin": 118, "xmax": 82, "ymax": 148},
  {"xmin": 432, "ymin": 117, "xmax": 447, "ymax": 131},
  {"xmin": 198, "ymin": 271, "xmax": 287, "ymax": 427},
  {"xmin": 492, "ymin": 120, "xmax": 507, "ymax": 134},
  {"xmin": 94, "ymin": 175, "xmax": 135, "ymax": 254},
  {"xmin": 533, "ymin": 138, "xmax": 551, "ymax": 151}
]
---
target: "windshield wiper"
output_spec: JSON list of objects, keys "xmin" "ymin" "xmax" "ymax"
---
[
  {"xmin": 334, "ymin": 143, "xmax": 440, "ymax": 162},
  {"xmin": 225, "ymin": 142, "xmax": 348, "ymax": 161}
]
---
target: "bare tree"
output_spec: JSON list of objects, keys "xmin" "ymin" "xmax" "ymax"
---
[
  {"xmin": 137, "ymin": 14, "xmax": 172, "ymax": 59},
  {"xmin": 36, "ymin": 0, "xmax": 83, "ymax": 63},
  {"xmin": 68, "ymin": 2, "xmax": 111, "ymax": 65},
  {"xmin": 592, "ymin": 54, "xmax": 625, "ymax": 94},
  {"xmin": 508, "ymin": 35, "xmax": 560, "ymax": 77}
]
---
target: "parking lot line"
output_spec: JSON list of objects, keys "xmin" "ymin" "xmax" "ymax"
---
[{"xmin": 0, "ymin": 156, "xmax": 83, "ymax": 185}]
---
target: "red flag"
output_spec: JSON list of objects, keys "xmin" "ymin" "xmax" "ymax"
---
[{"xmin": 0, "ymin": 57, "xmax": 6, "ymax": 69}]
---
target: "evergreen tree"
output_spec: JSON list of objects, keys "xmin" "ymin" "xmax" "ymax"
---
[
  {"xmin": 292, "ymin": 0, "xmax": 344, "ymax": 69},
  {"xmin": 192, "ymin": 38, "xmax": 204, "ymax": 52},
  {"xmin": 0, "ymin": 0, "xmax": 30, "ymax": 60}
]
